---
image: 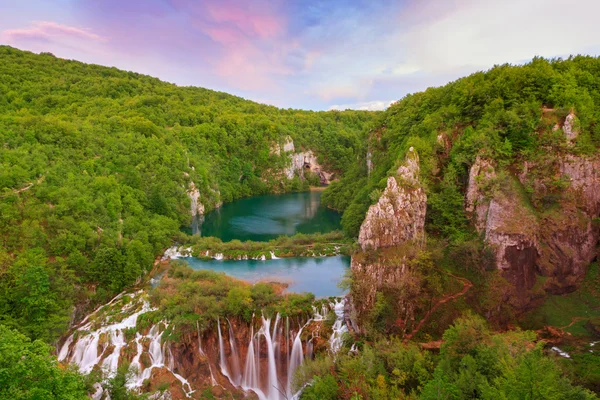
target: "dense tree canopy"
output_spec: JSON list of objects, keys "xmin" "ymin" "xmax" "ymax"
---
[
  {"xmin": 0, "ymin": 46, "xmax": 375, "ymax": 343},
  {"xmin": 322, "ymin": 56, "xmax": 600, "ymax": 237}
]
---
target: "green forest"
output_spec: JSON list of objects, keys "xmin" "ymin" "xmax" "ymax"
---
[
  {"xmin": 1, "ymin": 46, "xmax": 600, "ymax": 399},
  {"xmin": 0, "ymin": 45, "xmax": 374, "ymax": 343}
]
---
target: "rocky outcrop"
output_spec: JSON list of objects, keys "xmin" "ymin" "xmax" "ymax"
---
[
  {"xmin": 538, "ymin": 154, "xmax": 600, "ymax": 293},
  {"xmin": 286, "ymin": 150, "xmax": 334, "ymax": 185},
  {"xmin": 270, "ymin": 135, "xmax": 295, "ymax": 155},
  {"xmin": 563, "ymin": 112, "xmax": 579, "ymax": 143},
  {"xmin": 187, "ymin": 182, "xmax": 205, "ymax": 217},
  {"xmin": 465, "ymin": 156, "xmax": 496, "ymax": 232},
  {"xmin": 466, "ymin": 157, "xmax": 540, "ymax": 291},
  {"xmin": 559, "ymin": 155, "xmax": 600, "ymax": 216},
  {"xmin": 358, "ymin": 147, "xmax": 426, "ymax": 250},
  {"xmin": 466, "ymin": 147, "xmax": 600, "ymax": 297},
  {"xmin": 351, "ymin": 149, "xmax": 427, "ymax": 332},
  {"xmin": 270, "ymin": 136, "xmax": 335, "ymax": 185}
]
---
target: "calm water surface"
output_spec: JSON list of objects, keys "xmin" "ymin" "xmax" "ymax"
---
[
  {"xmin": 181, "ymin": 191, "xmax": 347, "ymax": 297},
  {"xmin": 189, "ymin": 191, "xmax": 341, "ymax": 242},
  {"xmin": 183, "ymin": 256, "xmax": 350, "ymax": 297}
]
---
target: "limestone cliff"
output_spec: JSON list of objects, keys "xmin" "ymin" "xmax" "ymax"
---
[
  {"xmin": 358, "ymin": 147, "xmax": 426, "ymax": 250},
  {"xmin": 271, "ymin": 136, "xmax": 335, "ymax": 185},
  {"xmin": 187, "ymin": 181, "xmax": 205, "ymax": 217},
  {"xmin": 466, "ymin": 144, "xmax": 600, "ymax": 297},
  {"xmin": 351, "ymin": 148, "xmax": 427, "ymax": 332},
  {"xmin": 465, "ymin": 157, "xmax": 540, "ymax": 292},
  {"xmin": 286, "ymin": 150, "xmax": 334, "ymax": 184}
]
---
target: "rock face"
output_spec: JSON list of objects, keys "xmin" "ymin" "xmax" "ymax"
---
[
  {"xmin": 465, "ymin": 156, "xmax": 496, "ymax": 232},
  {"xmin": 270, "ymin": 135, "xmax": 295, "ymax": 155},
  {"xmin": 539, "ymin": 154, "xmax": 600, "ymax": 293},
  {"xmin": 358, "ymin": 147, "xmax": 426, "ymax": 250},
  {"xmin": 563, "ymin": 112, "xmax": 579, "ymax": 143},
  {"xmin": 286, "ymin": 150, "xmax": 334, "ymax": 184},
  {"xmin": 271, "ymin": 136, "xmax": 334, "ymax": 185},
  {"xmin": 466, "ymin": 150, "xmax": 600, "ymax": 297},
  {"xmin": 187, "ymin": 182, "xmax": 205, "ymax": 217},
  {"xmin": 465, "ymin": 157, "xmax": 540, "ymax": 291},
  {"xmin": 351, "ymin": 149, "xmax": 427, "ymax": 332}
]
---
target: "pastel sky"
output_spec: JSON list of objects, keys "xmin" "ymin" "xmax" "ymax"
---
[{"xmin": 2, "ymin": 0, "xmax": 600, "ymax": 110}]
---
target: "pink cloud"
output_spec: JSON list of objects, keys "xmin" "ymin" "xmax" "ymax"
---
[
  {"xmin": 189, "ymin": 1, "xmax": 293, "ymax": 91},
  {"xmin": 3, "ymin": 21, "xmax": 104, "ymax": 42},
  {"xmin": 204, "ymin": 1, "xmax": 284, "ymax": 39}
]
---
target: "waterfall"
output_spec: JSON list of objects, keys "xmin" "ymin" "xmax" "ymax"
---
[
  {"xmin": 306, "ymin": 338, "xmax": 314, "ymax": 361},
  {"xmin": 61, "ymin": 289, "xmax": 348, "ymax": 400},
  {"xmin": 227, "ymin": 318, "xmax": 242, "ymax": 385},
  {"xmin": 217, "ymin": 318, "xmax": 233, "ymax": 383},
  {"xmin": 329, "ymin": 299, "xmax": 348, "ymax": 354},
  {"xmin": 241, "ymin": 326, "xmax": 262, "ymax": 398},
  {"xmin": 287, "ymin": 324, "xmax": 305, "ymax": 398},
  {"xmin": 260, "ymin": 317, "xmax": 281, "ymax": 400}
]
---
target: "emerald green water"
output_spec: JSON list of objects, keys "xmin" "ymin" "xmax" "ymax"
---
[{"xmin": 191, "ymin": 191, "xmax": 341, "ymax": 242}]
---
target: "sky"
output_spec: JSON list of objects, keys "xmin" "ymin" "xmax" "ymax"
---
[{"xmin": 1, "ymin": 0, "xmax": 600, "ymax": 111}]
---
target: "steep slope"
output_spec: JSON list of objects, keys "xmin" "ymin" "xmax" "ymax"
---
[{"xmin": 325, "ymin": 56, "xmax": 600, "ymax": 326}]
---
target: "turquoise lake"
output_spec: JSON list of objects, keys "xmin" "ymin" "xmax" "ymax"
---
[
  {"xmin": 181, "ymin": 191, "xmax": 348, "ymax": 297},
  {"xmin": 183, "ymin": 256, "xmax": 350, "ymax": 297},
  {"xmin": 189, "ymin": 191, "xmax": 342, "ymax": 242}
]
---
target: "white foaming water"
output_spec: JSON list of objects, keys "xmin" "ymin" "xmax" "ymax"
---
[
  {"xmin": 270, "ymin": 251, "xmax": 280, "ymax": 260},
  {"xmin": 551, "ymin": 346, "xmax": 571, "ymax": 358},
  {"xmin": 329, "ymin": 299, "xmax": 348, "ymax": 354},
  {"xmin": 60, "ymin": 289, "xmax": 348, "ymax": 400},
  {"xmin": 220, "ymin": 299, "xmax": 347, "ymax": 400},
  {"xmin": 162, "ymin": 246, "xmax": 192, "ymax": 260},
  {"xmin": 59, "ymin": 291, "xmax": 194, "ymax": 397}
]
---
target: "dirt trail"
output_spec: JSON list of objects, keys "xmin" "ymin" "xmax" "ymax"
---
[
  {"xmin": 403, "ymin": 272, "xmax": 473, "ymax": 343},
  {"xmin": 10, "ymin": 175, "xmax": 45, "ymax": 195}
]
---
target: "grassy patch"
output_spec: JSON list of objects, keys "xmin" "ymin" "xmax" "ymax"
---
[{"xmin": 520, "ymin": 263, "xmax": 600, "ymax": 336}]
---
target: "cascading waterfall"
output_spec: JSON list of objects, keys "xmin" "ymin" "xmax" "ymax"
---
[
  {"xmin": 220, "ymin": 299, "xmax": 347, "ymax": 400},
  {"xmin": 241, "ymin": 326, "xmax": 260, "ymax": 393},
  {"xmin": 59, "ymin": 288, "xmax": 348, "ymax": 400},
  {"xmin": 58, "ymin": 292, "xmax": 194, "ymax": 397},
  {"xmin": 329, "ymin": 298, "xmax": 348, "ymax": 354},
  {"xmin": 217, "ymin": 317, "xmax": 233, "ymax": 383},
  {"xmin": 287, "ymin": 323, "xmax": 307, "ymax": 398}
]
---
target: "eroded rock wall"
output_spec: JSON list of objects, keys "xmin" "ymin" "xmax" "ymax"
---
[
  {"xmin": 466, "ymin": 149, "xmax": 600, "ymax": 297},
  {"xmin": 358, "ymin": 148, "xmax": 426, "ymax": 251}
]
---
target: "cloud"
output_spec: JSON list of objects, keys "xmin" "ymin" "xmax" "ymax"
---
[
  {"xmin": 397, "ymin": 0, "xmax": 600, "ymax": 71},
  {"xmin": 3, "ymin": 21, "xmax": 104, "ymax": 42},
  {"xmin": 3, "ymin": 0, "xmax": 599, "ymax": 110},
  {"xmin": 329, "ymin": 100, "xmax": 394, "ymax": 111}
]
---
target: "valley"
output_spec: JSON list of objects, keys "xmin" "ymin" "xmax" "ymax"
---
[{"xmin": 1, "ymin": 46, "xmax": 599, "ymax": 399}]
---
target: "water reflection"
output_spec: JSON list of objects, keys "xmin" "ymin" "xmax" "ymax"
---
[{"xmin": 189, "ymin": 191, "xmax": 341, "ymax": 242}]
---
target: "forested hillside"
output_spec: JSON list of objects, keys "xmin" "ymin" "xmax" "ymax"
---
[
  {"xmin": 0, "ymin": 46, "xmax": 375, "ymax": 343},
  {"xmin": 323, "ymin": 56, "xmax": 600, "ymax": 237}
]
